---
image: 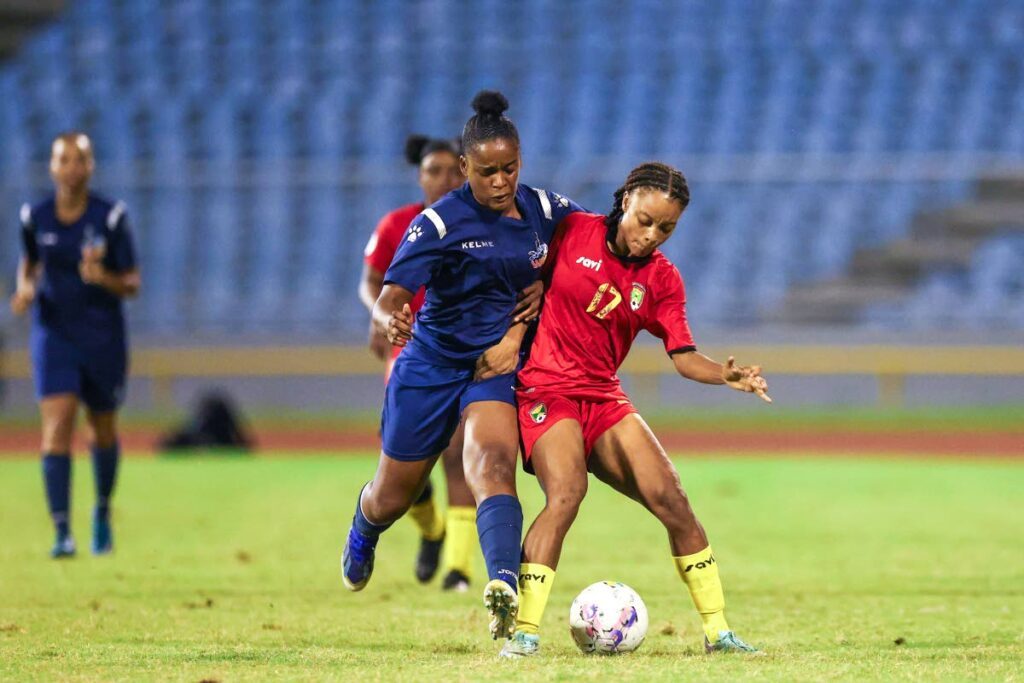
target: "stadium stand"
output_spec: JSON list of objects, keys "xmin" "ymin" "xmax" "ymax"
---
[{"xmin": 1, "ymin": 0, "xmax": 1023, "ymax": 335}]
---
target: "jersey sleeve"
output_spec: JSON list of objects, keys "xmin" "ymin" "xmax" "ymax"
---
[
  {"xmin": 19, "ymin": 203, "xmax": 39, "ymax": 263},
  {"xmin": 364, "ymin": 212, "xmax": 401, "ymax": 273},
  {"xmin": 383, "ymin": 212, "xmax": 447, "ymax": 294},
  {"xmin": 546, "ymin": 190, "xmax": 587, "ymax": 225},
  {"xmin": 105, "ymin": 201, "xmax": 138, "ymax": 272},
  {"xmin": 645, "ymin": 264, "xmax": 696, "ymax": 354}
]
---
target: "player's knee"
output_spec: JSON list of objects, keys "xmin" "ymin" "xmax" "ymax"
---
[
  {"xmin": 546, "ymin": 479, "xmax": 587, "ymax": 519},
  {"xmin": 41, "ymin": 415, "xmax": 75, "ymax": 452},
  {"xmin": 463, "ymin": 444, "xmax": 517, "ymax": 490},
  {"xmin": 648, "ymin": 485, "xmax": 695, "ymax": 527}
]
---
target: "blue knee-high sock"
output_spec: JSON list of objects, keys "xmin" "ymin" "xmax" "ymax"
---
[
  {"xmin": 42, "ymin": 453, "xmax": 71, "ymax": 537},
  {"xmin": 91, "ymin": 442, "xmax": 120, "ymax": 520},
  {"xmin": 352, "ymin": 484, "xmax": 393, "ymax": 549},
  {"xmin": 476, "ymin": 494, "xmax": 523, "ymax": 592}
]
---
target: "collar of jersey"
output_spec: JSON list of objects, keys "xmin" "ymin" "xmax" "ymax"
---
[
  {"xmin": 604, "ymin": 217, "xmax": 653, "ymax": 265},
  {"xmin": 458, "ymin": 184, "xmax": 530, "ymax": 225}
]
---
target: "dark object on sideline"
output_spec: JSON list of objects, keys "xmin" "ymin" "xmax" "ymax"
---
[{"xmin": 158, "ymin": 392, "xmax": 254, "ymax": 452}]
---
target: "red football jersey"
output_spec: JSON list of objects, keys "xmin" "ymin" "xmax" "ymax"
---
[
  {"xmin": 518, "ymin": 212, "xmax": 695, "ymax": 397},
  {"xmin": 364, "ymin": 202, "xmax": 427, "ymax": 315}
]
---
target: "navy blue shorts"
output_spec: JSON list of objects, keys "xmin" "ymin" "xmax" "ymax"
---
[
  {"xmin": 30, "ymin": 328, "xmax": 127, "ymax": 412},
  {"xmin": 381, "ymin": 354, "xmax": 516, "ymax": 461}
]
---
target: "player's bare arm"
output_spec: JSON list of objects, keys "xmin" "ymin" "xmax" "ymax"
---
[
  {"xmin": 359, "ymin": 263, "xmax": 390, "ymax": 359},
  {"xmin": 10, "ymin": 257, "xmax": 40, "ymax": 315},
  {"xmin": 474, "ymin": 320, "xmax": 528, "ymax": 381},
  {"xmin": 511, "ymin": 279, "xmax": 544, "ymax": 324},
  {"xmin": 373, "ymin": 283, "xmax": 415, "ymax": 346},
  {"xmin": 672, "ymin": 351, "xmax": 771, "ymax": 402}
]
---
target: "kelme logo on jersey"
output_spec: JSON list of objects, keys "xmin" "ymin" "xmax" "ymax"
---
[
  {"xmin": 530, "ymin": 402, "xmax": 547, "ymax": 424},
  {"xmin": 630, "ymin": 283, "xmax": 646, "ymax": 311},
  {"xmin": 407, "ymin": 224, "xmax": 423, "ymax": 243},
  {"xmin": 528, "ymin": 232, "xmax": 548, "ymax": 269}
]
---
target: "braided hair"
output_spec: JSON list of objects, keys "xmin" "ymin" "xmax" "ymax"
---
[
  {"xmin": 404, "ymin": 134, "xmax": 460, "ymax": 166},
  {"xmin": 604, "ymin": 162, "xmax": 690, "ymax": 233},
  {"xmin": 462, "ymin": 90, "xmax": 520, "ymax": 151}
]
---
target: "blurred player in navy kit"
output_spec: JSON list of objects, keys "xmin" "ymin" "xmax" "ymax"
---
[{"xmin": 10, "ymin": 132, "xmax": 140, "ymax": 558}]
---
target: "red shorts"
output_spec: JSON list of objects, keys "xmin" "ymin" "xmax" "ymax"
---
[{"xmin": 516, "ymin": 387, "xmax": 637, "ymax": 471}]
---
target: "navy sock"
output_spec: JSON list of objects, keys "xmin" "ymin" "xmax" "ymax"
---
[
  {"xmin": 476, "ymin": 494, "xmax": 523, "ymax": 592},
  {"xmin": 91, "ymin": 442, "xmax": 120, "ymax": 520},
  {"xmin": 352, "ymin": 485, "xmax": 393, "ymax": 548},
  {"xmin": 42, "ymin": 453, "xmax": 71, "ymax": 537}
]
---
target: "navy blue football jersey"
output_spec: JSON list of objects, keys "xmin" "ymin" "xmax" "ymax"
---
[
  {"xmin": 384, "ymin": 182, "xmax": 584, "ymax": 365},
  {"xmin": 20, "ymin": 194, "xmax": 137, "ymax": 344}
]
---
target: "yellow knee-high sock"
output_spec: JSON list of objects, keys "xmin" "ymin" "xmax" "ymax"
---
[
  {"xmin": 674, "ymin": 546, "xmax": 730, "ymax": 643},
  {"xmin": 407, "ymin": 495, "xmax": 445, "ymax": 542},
  {"xmin": 516, "ymin": 563, "xmax": 555, "ymax": 635},
  {"xmin": 442, "ymin": 506, "xmax": 477, "ymax": 578}
]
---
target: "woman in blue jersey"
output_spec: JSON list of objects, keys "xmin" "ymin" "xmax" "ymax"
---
[
  {"xmin": 9, "ymin": 131, "xmax": 140, "ymax": 558},
  {"xmin": 342, "ymin": 91, "xmax": 584, "ymax": 640}
]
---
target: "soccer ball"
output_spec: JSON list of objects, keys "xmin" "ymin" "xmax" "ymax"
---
[{"xmin": 568, "ymin": 581, "xmax": 649, "ymax": 654}]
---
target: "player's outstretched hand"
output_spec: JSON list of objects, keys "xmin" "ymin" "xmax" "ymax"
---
[
  {"xmin": 368, "ymin": 321, "xmax": 390, "ymax": 360},
  {"xmin": 387, "ymin": 303, "xmax": 414, "ymax": 346},
  {"xmin": 9, "ymin": 284, "xmax": 35, "ymax": 316},
  {"xmin": 723, "ymin": 356, "xmax": 772, "ymax": 403},
  {"xmin": 474, "ymin": 336, "xmax": 519, "ymax": 381},
  {"xmin": 512, "ymin": 280, "xmax": 544, "ymax": 324}
]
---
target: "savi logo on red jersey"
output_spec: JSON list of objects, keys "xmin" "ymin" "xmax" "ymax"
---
[
  {"xmin": 630, "ymin": 283, "xmax": 646, "ymax": 311},
  {"xmin": 576, "ymin": 256, "xmax": 602, "ymax": 271}
]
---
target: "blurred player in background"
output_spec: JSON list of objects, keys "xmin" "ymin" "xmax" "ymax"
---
[
  {"xmin": 9, "ymin": 132, "xmax": 140, "ymax": 558},
  {"xmin": 500, "ymin": 162, "xmax": 769, "ymax": 658},
  {"xmin": 342, "ymin": 91, "xmax": 584, "ymax": 641},
  {"xmin": 358, "ymin": 133, "xmax": 478, "ymax": 591}
]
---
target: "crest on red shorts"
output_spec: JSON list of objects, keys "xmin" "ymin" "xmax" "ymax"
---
[{"xmin": 530, "ymin": 402, "xmax": 547, "ymax": 424}]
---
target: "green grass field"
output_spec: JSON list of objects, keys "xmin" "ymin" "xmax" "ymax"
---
[{"xmin": 1, "ymin": 452, "xmax": 1021, "ymax": 681}]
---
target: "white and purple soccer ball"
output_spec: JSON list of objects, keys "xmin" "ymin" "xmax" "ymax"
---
[{"xmin": 568, "ymin": 581, "xmax": 649, "ymax": 654}]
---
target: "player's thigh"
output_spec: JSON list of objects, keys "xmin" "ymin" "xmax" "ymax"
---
[
  {"xmin": 530, "ymin": 418, "xmax": 589, "ymax": 510},
  {"xmin": 461, "ymin": 400, "xmax": 520, "ymax": 493},
  {"xmin": 589, "ymin": 413, "xmax": 684, "ymax": 509},
  {"xmin": 39, "ymin": 394, "xmax": 79, "ymax": 452},
  {"xmin": 84, "ymin": 409, "xmax": 118, "ymax": 449}
]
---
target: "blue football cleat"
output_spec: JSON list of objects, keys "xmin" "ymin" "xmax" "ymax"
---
[
  {"xmin": 341, "ymin": 527, "xmax": 376, "ymax": 591},
  {"xmin": 50, "ymin": 533, "xmax": 77, "ymax": 559},
  {"xmin": 499, "ymin": 631, "xmax": 540, "ymax": 659},
  {"xmin": 92, "ymin": 510, "xmax": 113, "ymax": 555},
  {"xmin": 705, "ymin": 630, "xmax": 761, "ymax": 654}
]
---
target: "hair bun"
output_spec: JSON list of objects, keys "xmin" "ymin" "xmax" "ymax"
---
[
  {"xmin": 404, "ymin": 134, "xmax": 430, "ymax": 165},
  {"xmin": 471, "ymin": 90, "xmax": 509, "ymax": 118}
]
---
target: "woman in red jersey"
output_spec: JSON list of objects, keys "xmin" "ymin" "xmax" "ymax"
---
[{"xmin": 500, "ymin": 162, "xmax": 770, "ymax": 659}]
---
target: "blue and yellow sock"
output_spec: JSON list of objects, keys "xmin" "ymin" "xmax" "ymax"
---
[
  {"xmin": 407, "ymin": 480, "xmax": 444, "ymax": 542},
  {"xmin": 443, "ymin": 506, "xmax": 477, "ymax": 579},
  {"xmin": 42, "ymin": 453, "xmax": 71, "ymax": 537},
  {"xmin": 91, "ymin": 442, "xmax": 119, "ymax": 521},
  {"xmin": 476, "ymin": 495, "xmax": 523, "ymax": 591}
]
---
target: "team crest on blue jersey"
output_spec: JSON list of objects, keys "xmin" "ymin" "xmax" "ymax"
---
[
  {"xmin": 530, "ymin": 402, "xmax": 547, "ymax": 424},
  {"xmin": 407, "ymin": 225, "xmax": 423, "ymax": 242},
  {"xmin": 529, "ymin": 233, "xmax": 548, "ymax": 269},
  {"xmin": 630, "ymin": 283, "xmax": 646, "ymax": 311}
]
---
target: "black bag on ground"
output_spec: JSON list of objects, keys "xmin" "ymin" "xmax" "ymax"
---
[{"xmin": 158, "ymin": 391, "xmax": 254, "ymax": 451}]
